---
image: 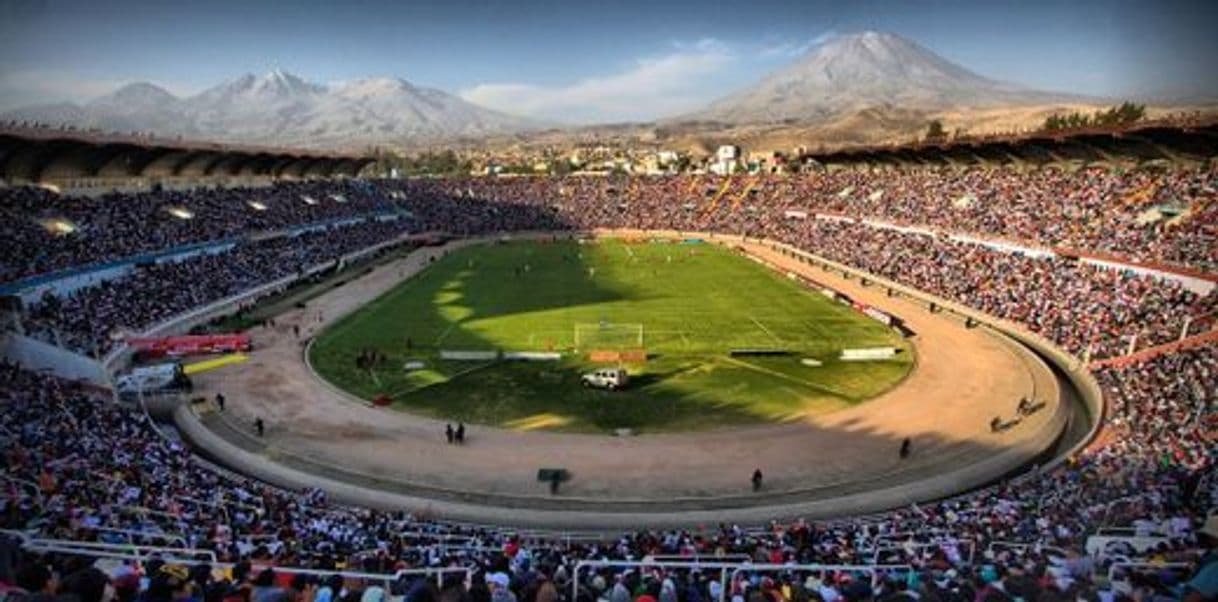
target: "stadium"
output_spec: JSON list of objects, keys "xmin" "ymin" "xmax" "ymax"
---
[{"xmin": 1, "ymin": 3, "xmax": 1217, "ymax": 602}]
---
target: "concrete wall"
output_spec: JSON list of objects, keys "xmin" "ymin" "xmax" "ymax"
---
[{"xmin": 0, "ymin": 331, "xmax": 109, "ymax": 386}]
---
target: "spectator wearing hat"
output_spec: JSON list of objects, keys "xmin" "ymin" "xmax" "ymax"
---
[{"xmin": 487, "ymin": 573, "xmax": 515, "ymax": 602}]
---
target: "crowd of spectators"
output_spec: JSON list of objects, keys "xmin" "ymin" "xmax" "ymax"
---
[
  {"xmin": 8, "ymin": 169, "xmax": 1216, "ymax": 361},
  {"xmin": 0, "ymin": 181, "xmax": 403, "ymax": 283},
  {"xmin": 766, "ymin": 166, "xmax": 1217, "ymax": 273},
  {"xmin": 768, "ymin": 220, "xmax": 1215, "ymax": 359},
  {"xmin": 22, "ymin": 218, "xmax": 414, "ymax": 356},
  {"xmin": 4, "ymin": 164, "xmax": 1215, "ymax": 286},
  {"xmin": 0, "ymin": 336, "xmax": 1213, "ymax": 600},
  {"xmin": 395, "ymin": 164, "xmax": 1218, "ymax": 272},
  {"xmin": 2, "ymin": 167, "xmax": 1217, "ymax": 599}
]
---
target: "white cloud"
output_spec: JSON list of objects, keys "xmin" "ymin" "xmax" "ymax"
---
[
  {"xmin": 460, "ymin": 39, "xmax": 736, "ymax": 123},
  {"xmin": 757, "ymin": 30, "xmax": 839, "ymax": 59},
  {"xmin": 812, "ymin": 30, "xmax": 841, "ymax": 46},
  {"xmin": 758, "ymin": 40, "xmax": 813, "ymax": 59}
]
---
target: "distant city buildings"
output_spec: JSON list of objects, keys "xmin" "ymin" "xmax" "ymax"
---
[
  {"xmin": 380, "ymin": 141, "xmax": 808, "ymax": 178},
  {"xmin": 709, "ymin": 145, "xmax": 741, "ymax": 175}
]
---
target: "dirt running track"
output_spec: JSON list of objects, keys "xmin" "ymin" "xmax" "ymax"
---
[{"xmin": 185, "ymin": 232, "xmax": 1066, "ymax": 528}]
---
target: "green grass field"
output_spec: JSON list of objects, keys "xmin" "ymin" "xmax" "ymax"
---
[{"xmin": 309, "ymin": 239, "xmax": 913, "ymax": 433}]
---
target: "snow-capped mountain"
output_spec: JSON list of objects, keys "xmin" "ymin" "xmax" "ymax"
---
[
  {"xmin": 2, "ymin": 70, "xmax": 541, "ymax": 149},
  {"xmin": 687, "ymin": 31, "xmax": 1087, "ymax": 124}
]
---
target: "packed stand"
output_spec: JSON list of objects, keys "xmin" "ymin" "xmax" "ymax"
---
[
  {"xmin": 394, "ymin": 164, "xmax": 1218, "ymax": 273},
  {"xmin": 22, "ymin": 218, "xmax": 414, "ymax": 357},
  {"xmin": 0, "ymin": 330, "xmax": 1215, "ymax": 599},
  {"xmin": 11, "ymin": 174, "xmax": 1215, "ymax": 361},
  {"xmin": 5, "ymin": 164, "xmax": 1215, "ymax": 286},
  {"xmin": 767, "ymin": 220, "xmax": 1216, "ymax": 359},
  {"xmin": 0, "ymin": 180, "xmax": 403, "ymax": 283}
]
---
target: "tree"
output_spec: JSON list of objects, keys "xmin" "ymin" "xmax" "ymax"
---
[
  {"xmin": 551, "ymin": 159, "xmax": 573, "ymax": 176},
  {"xmin": 1042, "ymin": 102, "xmax": 1145, "ymax": 133},
  {"xmin": 925, "ymin": 120, "xmax": 947, "ymax": 142}
]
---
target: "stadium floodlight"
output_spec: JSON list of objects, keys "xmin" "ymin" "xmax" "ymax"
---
[{"xmin": 165, "ymin": 206, "xmax": 194, "ymax": 220}]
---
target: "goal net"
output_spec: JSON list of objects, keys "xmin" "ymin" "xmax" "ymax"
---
[{"xmin": 573, "ymin": 322, "xmax": 644, "ymax": 350}]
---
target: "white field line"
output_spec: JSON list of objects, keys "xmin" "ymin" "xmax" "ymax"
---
[
  {"xmin": 750, "ymin": 315, "xmax": 783, "ymax": 344},
  {"xmin": 433, "ymin": 322, "xmax": 458, "ymax": 345}
]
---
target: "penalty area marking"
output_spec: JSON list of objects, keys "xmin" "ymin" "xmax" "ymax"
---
[
  {"xmin": 385, "ymin": 360, "xmax": 497, "ymax": 399},
  {"xmin": 720, "ymin": 356, "xmax": 852, "ymax": 399}
]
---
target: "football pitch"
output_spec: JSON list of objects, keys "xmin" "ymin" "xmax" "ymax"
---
[{"xmin": 309, "ymin": 238, "xmax": 913, "ymax": 433}]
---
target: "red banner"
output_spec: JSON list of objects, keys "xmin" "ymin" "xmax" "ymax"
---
[{"xmin": 126, "ymin": 334, "xmax": 251, "ymax": 358}]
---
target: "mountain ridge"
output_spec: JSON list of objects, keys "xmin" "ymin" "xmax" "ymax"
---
[
  {"xmin": 1, "ymin": 33, "xmax": 1127, "ymax": 150},
  {"xmin": 1, "ymin": 70, "xmax": 543, "ymax": 150},
  {"xmin": 683, "ymin": 31, "xmax": 1095, "ymax": 125}
]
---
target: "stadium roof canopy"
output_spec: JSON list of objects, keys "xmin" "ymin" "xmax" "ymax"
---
[
  {"xmin": 804, "ymin": 118, "xmax": 1218, "ymax": 166},
  {"xmin": 0, "ymin": 125, "xmax": 374, "ymax": 184}
]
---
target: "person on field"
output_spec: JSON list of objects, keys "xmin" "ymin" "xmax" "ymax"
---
[
  {"xmin": 445, "ymin": 424, "xmax": 454, "ymax": 444},
  {"xmin": 456, "ymin": 423, "xmax": 466, "ymax": 444},
  {"xmin": 215, "ymin": 392, "xmax": 225, "ymax": 412},
  {"xmin": 900, "ymin": 437, "xmax": 912, "ymax": 459},
  {"xmin": 752, "ymin": 469, "xmax": 764, "ymax": 492},
  {"xmin": 254, "ymin": 417, "xmax": 265, "ymax": 437}
]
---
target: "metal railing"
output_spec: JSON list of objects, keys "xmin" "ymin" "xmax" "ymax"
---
[
  {"xmin": 9, "ymin": 533, "xmax": 473, "ymax": 589},
  {"xmin": 647, "ymin": 554, "xmax": 752, "ymax": 563},
  {"xmin": 871, "ymin": 539, "xmax": 975, "ymax": 566},
  {"xmin": 572, "ymin": 559, "xmax": 914, "ymax": 602},
  {"xmin": 572, "ymin": 560, "xmax": 741, "ymax": 602},
  {"xmin": 729, "ymin": 562, "xmax": 914, "ymax": 591},
  {"xmin": 74, "ymin": 525, "xmax": 189, "ymax": 547},
  {"xmin": 21, "ymin": 538, "xmax": 218, "ymax": 564},
  {"xmin": 985, "ymin": 540, "xmax": 1068, "ymax": 559},
  {"xmin": 1106, "ymin": 561, "xmax": 1193, "ymax": 583}
]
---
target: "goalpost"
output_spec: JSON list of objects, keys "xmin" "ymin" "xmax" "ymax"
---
[{"xmin": 573, "ymin": 322, "xmax": 644, "ymax": 350}]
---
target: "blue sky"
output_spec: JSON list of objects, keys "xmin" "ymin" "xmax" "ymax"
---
[{"xmin": 1, "ymin": 0, "xmax": 1215, "ymax": 122}]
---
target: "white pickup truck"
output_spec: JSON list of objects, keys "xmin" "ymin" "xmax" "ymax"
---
[{"xmin": 581, "ymin": 367, "xmax": 629, "ymax": 390}]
